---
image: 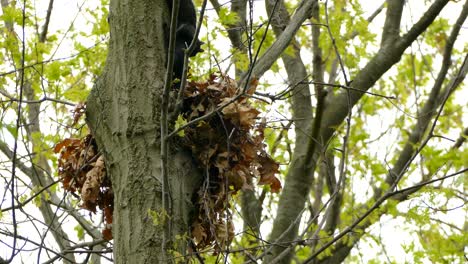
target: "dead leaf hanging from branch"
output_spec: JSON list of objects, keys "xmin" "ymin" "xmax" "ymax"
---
[{"xmin": 179, "ymin": 74, "xmax": 281, "ymax": 251}]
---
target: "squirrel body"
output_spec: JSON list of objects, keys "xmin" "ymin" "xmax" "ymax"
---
[{"xmin": 166, "ymin": 0, "xmax": 204, "ymax": 81}]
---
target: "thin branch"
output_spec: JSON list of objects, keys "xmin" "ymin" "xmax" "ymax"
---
[
  {"xmin": 0, "ymin": 40, "xmax": 107, "ymax": 78},
  {"xmin": 270, "ymin": 120, "xmax": 293, "ymax": 156},
  {"xmin": 384, "ymin": 2, "xmax": 468, "ymax": 187},
  {"xmin": 39, "ymin": 0, "xmax": 54, "ymax": 42},
  {"xmin": 42, "ymin": 239, "xmax": 109, "ymax": 264},
  {"xmin": 328, "ymin": 2, "xmax": 385, "ymax": 84},
  {"xmin": 302, "ymin": 1, "xmax": 353, "ymax": 259},
  {"xmin": 303, "ymin": 80, "xmax": 397, "ymax": 100},
  {"xmin": 303, "ymin": 3, "xmax": 327, "ymax": 253},
  {"xmin": 161, "ymin": 0, "xmax": 180, "ymax": 254},
  {"xmin": 0, "ymin": 90, "xmax": 75, "ymax": 106},
  {"xmin": 5, "ymin": 0, "xmax": 27, "ymax": 260},
  {"xmin": 209, "ymin": 0, "xmax": 246, "ymax": 52},
  {"xmin": 308, "ymin": 7, "xmax": 467, "ymax": 260},
  {"xmin": 304, "ymin": 167, "xmax": 468, "ymax": 263},
  {"xmin": 0, "ymin": 139, "xmax": 102, "ymax": 240},
  {"xmin": 390, "ymin": 168, "xmax": 468, "ymax": 198},
  {"xmin": 398, "ymin": 0, "xmax": 449, "ymax": 49},
  {"xmin": 306, "ymin": 46, "xmax": 468, "ymax": 264},
  {"xmin": 240, "ymin": 0, "xmax": 280, "ymax": 94},
  {"xmin": 322, "ymin": 151, "xmax": 341, "ymax": 235},
  {"xmin": 320, "ymin": 0, "xmax": 450, "ymax": 146},
  {"xmin": 1, "ymin": 178, "xmax": 62, "ymax": 212},
  {"xmin": 239, "ymin": 0, "xmax": 317, "ymax": 86},
  {"xmin": 453, "ymin": 127, "xmax": 468, "ymax": 149},
  {"xmin": 172, "ymin": 0, "xmax": 208, "ymax": 120},
  {"xmin": 0, "ymin": 230, "xmax": 74, "ymax": 263}
]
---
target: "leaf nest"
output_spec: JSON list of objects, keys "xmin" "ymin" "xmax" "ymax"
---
[
  {"xmin": 180, "ymin": 74, "xmax": 281, "ymax": 251},
  {"xmin": 53, "ymin": 74, "xmax": 281, "ymax": 248},
  {"xmin": 55, "ymin": 133, "xmax": 113, "ymax": 241}
]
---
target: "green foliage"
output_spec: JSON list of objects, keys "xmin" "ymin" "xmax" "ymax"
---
[
  {"xmin": 1, "ymin": 5, "xmax": 23, "ymax": 26},
  {"xmin": 0, "ymin": 0, "xmax": 466, "ymax": 263},
  {"xmin": 252, "ymin": 25, "xmax": 275, "ymax": 59},
  {"xmin": 74, "ymin": 225, "xmax": 85, "ymax": 241},
  {"xmin": 174, "ymin": 115, "xmax": 187, "ymax": 137},
  {"xmin": 218, "ymin": 7, "xmax": 240, "ymax": 26},
  {"xmin": 63, "ymin": 82, "xmax": 89, "ymax": 102},
  {"xmin": 148, "ymin": 208, "xmax": 169, "ymax": 226},
  {"xmin": 232, "ymin": 48, "xmax": 250, "ymax": 72},
  {"xmin": 296, "ymin": 245, "xmax": 312, "ymax": 261},
  {"xmin": 424, "ymin": 18, "xmax": 450, "ymax": 50},
  {"xmin": 418, "ymin": 225, "xmax": 466, "ymax": 262}
]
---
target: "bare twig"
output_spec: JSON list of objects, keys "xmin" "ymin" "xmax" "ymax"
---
[
  {"xmin": 239, "ymin": 0, "xmax": 317, "ymax": 86},
  {"xmin": 0, "ymin": 40, "xmax": 107, "ymax": 78},
  {"xmin": 5, "ymin": 0, "xmax": 27, "ymax": 261},
  {"xmin": 172, "ymin": 0, "xmax": 208, "ymax": 120},
  {"xmin": 0, "ymin": 90, "xmax": 75, "ymax": 106},
  {"xmin": 161, "ymin": 0, "xmax": 180, "ymax": 255}
]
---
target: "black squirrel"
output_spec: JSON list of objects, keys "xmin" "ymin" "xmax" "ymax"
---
[{"xmin": 166, "ymin": 0, "xmax": 204, "ymax": 82}]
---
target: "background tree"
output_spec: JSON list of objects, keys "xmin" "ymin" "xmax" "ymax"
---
[{"xmin": 0, "ymin": 0, "xmax": 466, "ymax": 263}]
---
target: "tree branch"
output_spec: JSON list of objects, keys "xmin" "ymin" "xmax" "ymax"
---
[
  {"xmin": 239, "ymin": 0, "xmax": 317, "ymax": 86},
  {"xmin": 39, "ymin": 0, "xmax": 54, "ymax": 42},
  {"xmin": 453, "ymin": 127, "xmax": 468, "ymax": 149},
  {"xmin": 161, "ymin": 0, "xmax": 180, "ymax": 254},
  {"xmin": 381, "ymin": 0, "xmax": 404, "ymax": 46},
  {"xmin": 311, "ymin": 4, "xmax": 468, "ymax": 261},
  {"xmin": 0, "ymin": 139, "xmax": 102, "ymax": 241},
  {"xmin": 209, "ymin": 0, "xmax": 247, "ymax": 52},
  {"xmin": 384, "ymin": 7, "xmax": 468, "ymax": 188},
  {"xmin": 263, "ymin": 0, "xmax": 315, "ymax": 261},
  {"xmin": 320, "ymin": 0, "xmax": 450, "ymax": 145}
]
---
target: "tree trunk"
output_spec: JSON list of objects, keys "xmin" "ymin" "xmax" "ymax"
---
[{"xmin": 86, "ymin": 0, "xmax": 202, "ymax": 262}]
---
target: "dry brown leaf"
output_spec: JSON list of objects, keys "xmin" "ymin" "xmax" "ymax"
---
[
  {"xmin": 179, "ymin": 74, "xmax": 280, "ymax": 251},
  {"xmin": 238, "ymin": 105, "xmax": 260, "ymax": 127},
  {"xmin": 81, "ymin": 155, "xmax": 106, "ymax": 204},
  {"xmin": 56, "ymin": 134, "xmax": 113, "ymax": 239},
  {"xmin": 54, "ymin": 138, "xmax": 81, "ymax": 153},
  {"xmin": 71, "ymin": 102, "xmax": 86, "ymax": 126},
  {"xmin": 102, "ymin": 226, "xmax": 113, "ymax": 241},
  {"xmin": 192, "ymin": 222, "xmax": 207, "ymax": 244},
  {"xmin": 258, "ymin": 154, "xmax": 281, "ymax": 192},
  {"xmin": 247, "ymin": 78, "xmax": 259, "ymax": 95}
]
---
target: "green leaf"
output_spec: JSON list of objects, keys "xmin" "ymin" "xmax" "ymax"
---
[
  {"xmin": 174, "ymin": 115, "xmax": 187, "ymax": 137},
  {"xmin": 47, "ymin": 61, "xmax": 62, "ymax": 80},
  {"xmin": 218, "ymin": 7, "xmax": 239, "ymax": 26},
  {"xmin": 74, "ymin": 225, "xmax": 85, "ymax": 241},
  {"xmin": 1, "ymin": 6, "xmax": 22, "ymax": 25},
  {"xmin": 63, "ymin": 83, "xmax": 89, "ymax": 102},
  {"xmin": 5, "ymin": 123, "xmax": 18, "ymax": 138}
]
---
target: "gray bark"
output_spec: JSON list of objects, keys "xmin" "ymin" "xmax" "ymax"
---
[
  {"xmin": 263, "ymin": 0, "xmax": 314, "ymax": 262},
  {"xmin": 239, "ymin": 0, "xmax": 317, "ymax": 87},
  {"xmin": 86, "ymin": 0, "xmax": 202, "ymax": 263}
]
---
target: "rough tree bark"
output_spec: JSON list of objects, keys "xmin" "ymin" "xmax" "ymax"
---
[{"xmin": 86, "ymin": 0, "xmax": 202, "ymax": 262}]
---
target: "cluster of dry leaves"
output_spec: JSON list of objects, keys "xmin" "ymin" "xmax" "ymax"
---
[
  {"xmin": 55, "ymin": 133, "xmax": 113, "ymax": 240},
  {"xmin": 54, "ymin": 74, "xmax": 281, "ymax": 249},
  {"xmin": 180, "ymin": 74, "xmax": 281, "ymax": 251}
]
